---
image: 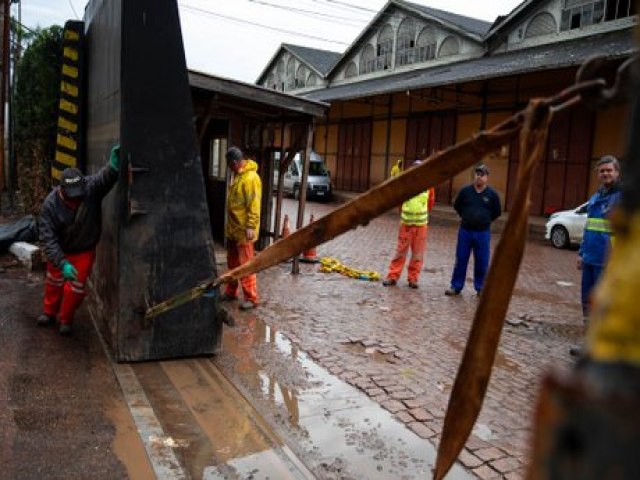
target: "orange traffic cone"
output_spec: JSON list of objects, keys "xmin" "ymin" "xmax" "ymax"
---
[
  {"xmin": 280, "ymin": 214, "xmax": 293, "ymax": 263},
  {"xmin": 281, "ymin": 214, "xmax": 291, "ymax": 239},
  {"xmin": 300, "ymin": 214, "xmax": 319, "ymax": 263}
]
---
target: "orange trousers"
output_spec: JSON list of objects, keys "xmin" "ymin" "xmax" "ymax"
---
[
  {"xmin": 225, "ymin": 240, "xmax": 258, "ymax": 304},
  {"xmin": 386, "ymin": 224, "xmax": 428, "ymax": 283},
  {"xmin": 43, "ymin": 249, "xmax": 96, "ymax": 325}
]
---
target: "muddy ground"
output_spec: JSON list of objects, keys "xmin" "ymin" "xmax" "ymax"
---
[{"xmin": 0, "ymin": 252, "xmax": 154, "ymax": 480}]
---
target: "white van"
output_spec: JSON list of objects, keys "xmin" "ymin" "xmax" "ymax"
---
[{"xmin": 274, "ymin": 151, "xmax": 332, "ymax": 201}]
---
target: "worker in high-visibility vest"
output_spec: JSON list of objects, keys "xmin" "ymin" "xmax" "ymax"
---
[
  {"xmin": 382, "ymin": 160, "xmax": 435, "ymax": 289},
  {"xmin": 578, "ymin": 155, "xmax": 622, "ymax": 320},
  {"xmin": 390, "ymin": 158, "xmax": 403, "ymax": 178}
]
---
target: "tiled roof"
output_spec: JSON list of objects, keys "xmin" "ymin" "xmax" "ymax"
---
[
  {"xmin": 399, "ymin": 0, "xmax": 492, "ymax": 37},
  {"xmin": 283, "ymin": 44, "xmax": 342, "ymax": 76},
  {"xmin": 302, "ymin": 29, "xmax": 635, "ymax": 103}
]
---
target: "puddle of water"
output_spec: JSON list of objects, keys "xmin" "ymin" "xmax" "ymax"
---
[
  {"xmin": 221, "ymin": 319, "xmax": 474, "ymax": 480},
  {"xmin": 472, "ymin": 423, "xmax": 495, "ymax": 441},
  {"xmin": 344, "ymin": 342, "xmax": 391, "ymax": 364}
]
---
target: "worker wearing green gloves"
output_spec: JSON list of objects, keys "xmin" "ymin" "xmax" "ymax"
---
[{"xmin": 37, "ymin": 144, "xmax": 120, "ymax": 335}]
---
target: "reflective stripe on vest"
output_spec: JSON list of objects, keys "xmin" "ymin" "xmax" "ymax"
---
[
  {"xmin": 401, "ymin": 191, "xmax": 430, "ymax": 226},
  {"xmin": 585, "ymin": 217, "xmax": 612, "ymax": 233}
]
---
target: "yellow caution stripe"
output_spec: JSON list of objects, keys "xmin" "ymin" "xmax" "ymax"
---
[
  {"xmin": 62, "ymin": 63, "xmax": 79, "ymax": 79},
  {"xmin": 55, "ymin": 150, "xmax": 77, "ymax": 167},
  {"xmin": 63, "ymin": 46, "xmax": 78, "ymax": 61},
  {"xmin": 64, "ymin": 29, "xmax": 80, "ymax": 41},
  {"xmin": 57, "ymin": 133, "xmax": 77, "ymax": 151},
  {"xmin": 53, "ymin": 20, "xmax": 84, "ymax": 178},
  {"xmin": 58, "ymin": 116, "xmax": 78, "ymax": 133},
  {"xmin": 60, "ymin": 81, "xmax": 79, "ymax": 97}
]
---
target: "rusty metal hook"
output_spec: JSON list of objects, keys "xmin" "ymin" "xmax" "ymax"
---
[{"xmin": 576, "ymin": 54, "xmax": 640, "ymax": 109}]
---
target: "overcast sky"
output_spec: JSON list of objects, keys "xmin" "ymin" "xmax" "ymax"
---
[{"xmin": 19, "ymin": 0, "xmax": 523, "ymax": 83}]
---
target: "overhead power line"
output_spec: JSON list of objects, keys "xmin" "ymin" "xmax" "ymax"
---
[
  {"xmin": 180, "ymin": 4, "xmax": 351, "ymax": 45},
  {"xmin": 247, "ymin": 0, "xmax": 366, "ymax": 25},
  {"xmin": 68, "ymin": 0, "xmax": 80, "ymax": 20},
  {"xmin": 309, "ymin": 0, "xmax": 378, "ymax": 14}
]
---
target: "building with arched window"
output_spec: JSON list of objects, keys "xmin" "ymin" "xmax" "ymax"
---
[
  {"xmin": 256, "ymin": 0, "xmax": 637, "ymax": 216},
  {"xmin": 256, "ymin": 43, "xmax": 341, "ymax": 93}
]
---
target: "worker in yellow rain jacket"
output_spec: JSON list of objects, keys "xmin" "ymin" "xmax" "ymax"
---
[
  {"xmin": 390, "ymin": 158, "xmax": 403, "ymax": 178},
  {"xmin": 221, "ymin": 147, "xmax": 262, "ymax": 310},
  {"xmin": 382, "ymin": 159, "xmax": 435, "ymax": 289}
]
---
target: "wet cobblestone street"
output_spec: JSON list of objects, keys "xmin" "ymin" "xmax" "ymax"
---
[{"xmin": 226, "ymin": 197, "xmax": 584, "ymax": 479}]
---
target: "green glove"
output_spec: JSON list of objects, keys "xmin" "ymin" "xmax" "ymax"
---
[
  {"xmin": 61, "ymin": 261, "xmax": 78, "ymax": 281},
  {"xmin": 109, "ymin": 144, "xmax": 120, "ymax": 171}
]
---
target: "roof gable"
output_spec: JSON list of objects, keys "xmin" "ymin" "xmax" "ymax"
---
[
  {"xmin": 485, "ymin": 0, "xmax": 545, "ymax": 40},
  {"xmin": 256, "ymin": 43, "xmax": 342, "ymax": 85},
  {"xmin": 398, "ymin": 0, "xmax": 492, "ymax": 37},
  {"xmin": 329, "ymin": 0, "xmax": 490, "ymax": 77},
  {"xmin": 282, "ymin": 44, "xmax": 342, "ymax": 76}
]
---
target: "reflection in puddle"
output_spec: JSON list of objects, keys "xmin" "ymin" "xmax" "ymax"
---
[{"xmin": 220, "ymin": 317, "xmax": 473, "ymax": 480}]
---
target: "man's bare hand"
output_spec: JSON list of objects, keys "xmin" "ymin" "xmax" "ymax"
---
[
  {"xmin": 246, "ymin": 228, "xmax": 255, "ymax": 241},
  {"xmin": 576, "ymin": 257, "xmax": 583, "ymax": 270}
]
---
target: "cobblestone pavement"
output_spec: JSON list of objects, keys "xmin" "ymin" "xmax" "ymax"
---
[{"xmin": 230, "ymin": 198, "xmax": 584, "ymax": 479}]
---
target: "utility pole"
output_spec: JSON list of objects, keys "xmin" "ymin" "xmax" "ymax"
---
[{"xmin": 0, "ymin": 0, "xmax": 8, "ymax": 193}]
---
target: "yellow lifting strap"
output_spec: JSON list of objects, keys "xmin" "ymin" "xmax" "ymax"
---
[{"xmin": 319, "ymin": 257, "xmax": 381, "ymax": 282}]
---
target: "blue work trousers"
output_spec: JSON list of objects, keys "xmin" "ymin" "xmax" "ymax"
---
[
  {"xmin": 581, "ymin": 263, "xmax": 603, "ymax": 319},
  {"xmin": 450, "ymin": 227, "xmax": 491, "ymax": 293}
]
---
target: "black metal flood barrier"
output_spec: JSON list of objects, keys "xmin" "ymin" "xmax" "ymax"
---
[{"xmin": 82, "ymin": 0, "xmax": 221, "ymax": 361}]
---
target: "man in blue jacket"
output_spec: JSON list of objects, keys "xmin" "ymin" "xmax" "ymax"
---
[{"xmin": 578, "ymin": 155, "xmax": 622, "ymax": 320}]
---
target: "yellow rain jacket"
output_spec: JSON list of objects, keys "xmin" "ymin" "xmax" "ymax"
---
[
  {"xmin": 390, "ymin": 159, "xmax": 403, "ymax": 178},
  {"xmin": 225, "ymin": 159, "xmax": 262, "ymax": 243}
]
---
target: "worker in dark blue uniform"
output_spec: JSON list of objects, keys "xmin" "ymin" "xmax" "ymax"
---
[{"xmin": 445, "ymin": 164, "xmax": 501, "ymax": 297}]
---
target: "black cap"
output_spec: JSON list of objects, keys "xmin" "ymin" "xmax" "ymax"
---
[
  {"xmin": 474, "ymin": 164, "xmax": 490, "ymax": 175},
  {"xmin": 226, "ymin": 146, "xmax": 243, "ymax": 163},
  {"xmin": 60, "ymin": 167, "xmax": 86, "ymax": 198}
]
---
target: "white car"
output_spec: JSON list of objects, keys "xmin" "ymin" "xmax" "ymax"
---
[{"xmin": 545, "ymin": 203, "xmax": 588, "ymax": 249}]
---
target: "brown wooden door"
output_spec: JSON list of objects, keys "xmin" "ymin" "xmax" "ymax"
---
[
  {"xmin": 506, "ymin": 105, "xmax": 593, "ymax": 215},
  {"xmin": 405, "ymin": 112, "xmax": 456, "ymax": 204},
  {"xmin": 336, "ymin": 121, "xmax": 372, "ymax": 192}
]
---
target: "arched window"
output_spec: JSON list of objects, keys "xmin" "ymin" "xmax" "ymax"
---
[
  {"xmin": 376, "ymin": 24, "xmax": 394, "ymax": 71},
  {"xmin": 286, "ymin": 57, "xmax": 296, "ymax": 91},
  {"xmin": 525, "ymin": 12, "xmax": 557, "ymax": 37},
  {"xmin": 416, "ymin": 26, "xmax": 437, "ymax": 62},
  {"xmin": 396, "ymin": 18, "xmax": 416, "ymax": 67},
  {"xmin": 307, "ymin": 73, "xmax": 318, "ymax": 86},
  {"xmin": 265, "ymin": 73, "xmax": 275, "ymax": 90},
  {"xmin": 560, "ymin": 0, "xmax": 635, "ymax": 31},
  {"xmin": 344, "ymin": 61, "xmax": 358, "ymax": 78},
  {"xmin": 296, "ymin": 65, "xmax": 307, "ymax": 88},
  {"xmin": 276, "ymin": 59, "xmax": 285, "ymax": 91},
  {"xmin": 360, "ymin": 44, "xmax": 375, "ymax": 74},
  {"xmin": 438, "ymin": 36, "xmax": 460, "ymax": 57}
]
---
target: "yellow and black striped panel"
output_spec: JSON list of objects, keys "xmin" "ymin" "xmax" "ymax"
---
[{"xmin": 52, "ymin": 21, "xmax": 84, "ymax": 181}]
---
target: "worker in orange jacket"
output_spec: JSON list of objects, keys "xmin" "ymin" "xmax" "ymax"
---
[
  {"xmin": 221, "ymin": 146, "xmax": 262, "ymax": 310},
  {"xmin": 382, "ymin": 159, "xmax": 435, "ymax": 289}
]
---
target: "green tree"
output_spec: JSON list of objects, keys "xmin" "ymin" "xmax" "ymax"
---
[{"xmin": 13, "ymin": 25, "xmax": 62, "ymax": 215}]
